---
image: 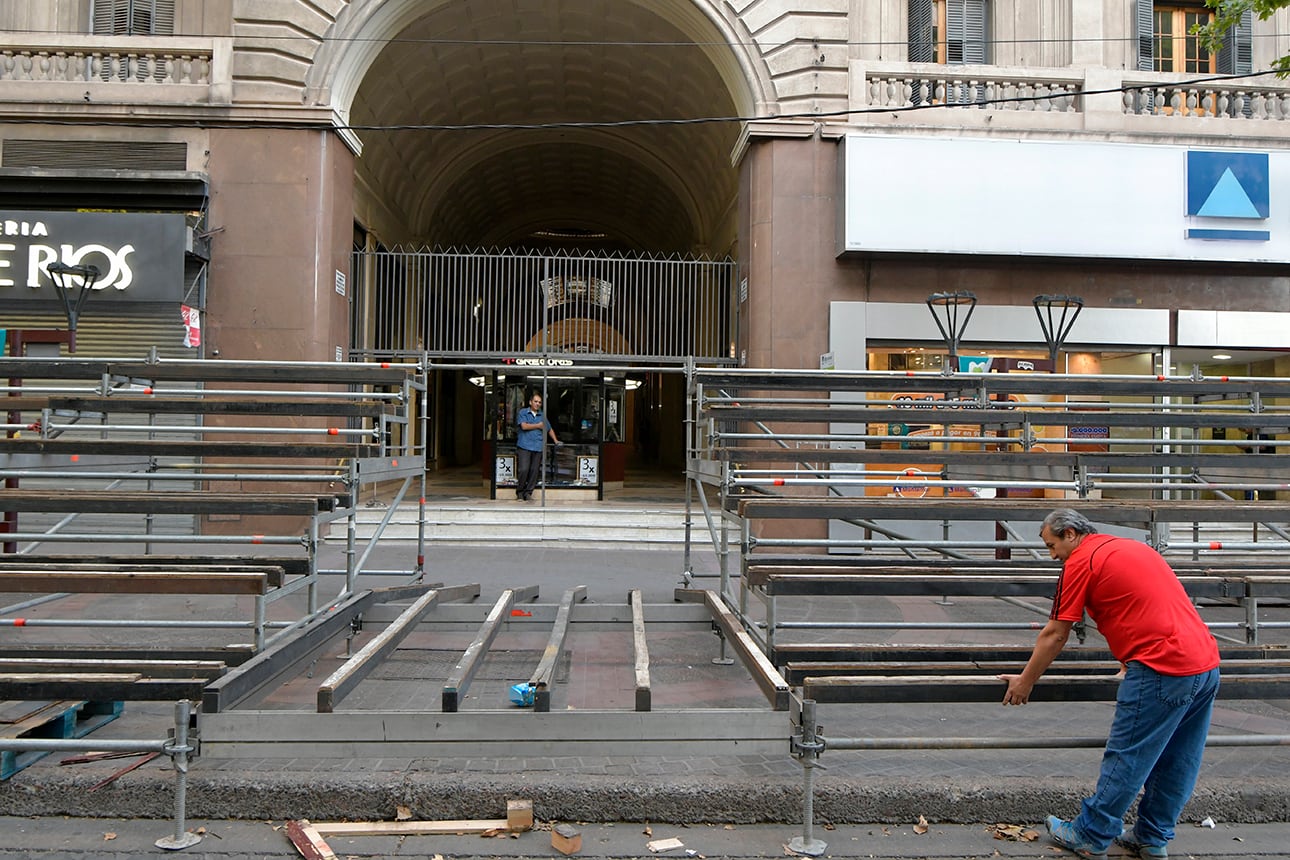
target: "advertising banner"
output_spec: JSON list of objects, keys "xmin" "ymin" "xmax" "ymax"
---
[{"xmin": 838, "ymin": 135, "xmax": 1290, "ymax": 264}]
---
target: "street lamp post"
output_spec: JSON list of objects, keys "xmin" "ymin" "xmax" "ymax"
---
[
  {"xmin": 925, "ymin": 290, "xmax": 978, "ymax": 372},
  {"xmin": 46, "ymin": 261, "xmax": 101, "ymax": 353},
  {"xmin": 1032, "ymin": 294, "xmax": 1085, "ymax": 370}
]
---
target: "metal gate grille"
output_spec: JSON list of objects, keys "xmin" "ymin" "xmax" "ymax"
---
[{"xmin": 351, "ymin": 248, "xmax": 736, "ymax": 364}]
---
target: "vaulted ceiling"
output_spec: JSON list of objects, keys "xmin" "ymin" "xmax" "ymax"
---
[{"xmin": 350, "ymin": 0, "xmax": 743, "ymax": 254}]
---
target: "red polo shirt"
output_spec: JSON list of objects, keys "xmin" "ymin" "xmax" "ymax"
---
[{"xmin": 1051, "ymin": 533, "xmax": 1220, "ymax": 676}]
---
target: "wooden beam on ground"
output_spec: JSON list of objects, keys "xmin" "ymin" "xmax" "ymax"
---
[
  {"xmin": 203, "ymin": 590, "xmax": 376, "ymax": 714},
  {"xmin": 310, "ymin": 818, "xmax": 521, "ymax": 836},
  {"xmin": 316, "ymin": 583, "xmax": 480, "ymax": 713},
  {"xmin": 527, "ymin": 585, "xmax": 587, "ymax": 712},
  {"xmin": 442, "ymin": 586, "xmax": 537, "ymax": 712},
  {"xmin": 0, "ymin": 563, "xmax": 286, "ymax": 589},
  {"xmin": 629, "ymin": 589, "xmax": 651, "ymax": 712},
  {"xmin": 675, "ymin": 588, "xmax": 790, "ymax": 711},
  {"xmin": 285, "ymin": 819, "xmax": 336, "ymax": 860}
]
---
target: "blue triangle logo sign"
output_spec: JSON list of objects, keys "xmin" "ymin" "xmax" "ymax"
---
[{"xmin": 1198, "ymin": 168, "xmax": 1261, "ymax": 218}]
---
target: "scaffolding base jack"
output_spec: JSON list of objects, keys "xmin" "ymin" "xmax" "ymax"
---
[{"xmin": 789, "ymin": 697, "xmax": 827, "ymax": 856}]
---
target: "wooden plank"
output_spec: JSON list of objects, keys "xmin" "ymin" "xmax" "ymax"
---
[
  {"xmin": 528, "ymin": 585, "xmax": 587, "ymax": 712},
  {"xmin": 802, "ymin": 673, "xmax": 1290, "ymax": 704},
  {"xmin": 0, "ymin": 489, "xmax": 334, "ymax": 516},
  {"xmin": 0, "ymin": 357, "xmax": 415, "ymax": 386},
  {"xmin": 630, "ymin": 589, "xmax": 651, "ymax": 713},
  {"xmin": 285, "ymin": 819, "xmax": 337, "ymax": 860},
  {"xmin": 693, "ymin": 368, "xmax": 1290, "ymax": 398},
  {"xmin": 771, "ymin": 642, "xmax": 1286, "ymax": 664},
  {"xmin": 747, "ymin": 572, "xmax": 1244, "ymax": 601},
  {"xmin": 721, "ymin": 448, "xmax": 1282, "ymax": 470},
  {"xmin": 42, "ymin": 396, "xmax": 391, "ymax": 419},
  {"xmin": 0, "ymin": 570, "xmax": 269, "ymax": 595},
  {"xmin": 442, "ymin": 589, "xmax": 524, "ymax": 713},
  {"xmin": 0, "ymin": 554, "xmax": 310, "ymax": 579},
  {"xmin": 679, "ymin": 588, "xmax": 790, "ymax": 711},
  {"xmin": 706, "ymin": 403, "xmax": 1290, "ymax": 431},
  {"xmin": 0, "ymin": 438, "xmax": 378, "ymax": 459},
  {"xmin": 785, "ymin": 658, "xmax": 1290, "ymax": 684},
  {"xmin": 1, "ymin": 644, "xmax": 255, "ymax": 665},
  {"xmin": 0, "ymin": 701, "xmax": 85, "ymax": 740},
  {"xmin": 203, "ymin": 590, "xmax": 376, "ymax": 714},
  {"xmin": 0, "ymin": 562, "xmax": 286, "ymax": 589},
  {"xmin": 317, "ymin": 584, "xmax": 479, "ymax": 713},
  {"xmin": 0, "ymin": 659, "xmax": 226, "ymax": 679},
  {"xmin": 737, "ymin": 497, "xmax": 1290, "ymax": 525},
  {"xmin": 310, "ymin": 818, "xmax": 512, "ymax": 837},
  {"xmin": 0, "ymin": 674, "xmax": 207, "ymax": 702}
]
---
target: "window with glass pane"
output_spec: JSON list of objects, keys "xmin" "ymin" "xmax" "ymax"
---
[{"xmin": 1153, "ymin": 5, "xmax": 1214, "ymax": 73}]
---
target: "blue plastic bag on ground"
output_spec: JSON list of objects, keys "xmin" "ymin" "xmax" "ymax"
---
[{"xmin": 509, "ymin": 682, "xmax": 535, "ymax": 707}]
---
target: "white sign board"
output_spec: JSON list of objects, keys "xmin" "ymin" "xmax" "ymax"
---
[{"xmin": 837, "ymin": 135, "xmax": 1290, "ymax": 264}]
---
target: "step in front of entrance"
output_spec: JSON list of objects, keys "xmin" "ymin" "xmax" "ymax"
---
[{"xmin": 326, "ymin": 503, "xmax": 698, "ymax": 547}]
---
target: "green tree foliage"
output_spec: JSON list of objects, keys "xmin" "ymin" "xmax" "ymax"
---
[{"xmin": 1196, "ymin": 0, "xmax": 1289, "ymax": 73}]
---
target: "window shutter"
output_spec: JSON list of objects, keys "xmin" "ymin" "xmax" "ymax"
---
[
  {"xmin": 150, "ymin": 0, "xmax": 176, "ymax": 36},
  {"xmin": 1217, "ymin": 8, "xmax": 1254, "ymax": 75},
  {"xmin": 908, "ymin": 0, "xmax": 935, "ymax": 63},
  {"xmin": 90, "ymin": 0, "xmax": 129, "ymax": 35},
  {"xmin": 962, "ymin": 0, "xmax": 987, "ymax": 64},
  {"xmin": 945, "ymin": 0, "xmax": 988, "ymax": 65},
  {"xmin": 90, "ymin": 0, "xmax": 174, "ymax": 36},
  {"xmin": 1134, "ymin": 0, "xmax": 1154, "ymax": 71}
]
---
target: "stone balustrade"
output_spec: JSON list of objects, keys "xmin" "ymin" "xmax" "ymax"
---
[
  {"xmin": 0, "ymin": 36, "xmax": 220, "ymax": 91},
  {"xmin": 2, "ymin": 49, "xmax": 210, "ymax": 85},
  {"xmin": 865, "ymin": 65, "xmax": 1082, "ymax": 112},
  {"xmin": 860, "ymin": 61, "xmax": 1290, "ymax": 124},
  {"xmin": 1122, "ymin": 78, "xmax": 1290, "ymax": 120}
]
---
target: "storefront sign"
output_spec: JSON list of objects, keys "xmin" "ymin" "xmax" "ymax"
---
[
  {"xmin": 0, "ymin": 211, "xmax": 186, "ymax": 302},
  {"xmin": 502, "ymin": 356, "xmax": 576, "ymax": 367}
]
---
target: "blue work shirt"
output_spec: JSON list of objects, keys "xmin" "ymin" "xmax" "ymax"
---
[{"xmin": 516, "ymin": 406, "xmax": 549, "ymax": 452}]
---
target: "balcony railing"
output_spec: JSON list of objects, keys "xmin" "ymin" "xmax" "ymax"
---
[
  {"xmin": 1122, "ymin": 77, "xmax": 1290, "ymax": 119},
  {"xmin": 864, "ymin": 64, "xmax": 1083, "ymax": 112},
  {"xmin": 0, "ymin": 36, "xmax": 226, "ymax": 105},
  {"xmin": 858, "ymin": 61, "xmax": 1290, "ymax": 127}
]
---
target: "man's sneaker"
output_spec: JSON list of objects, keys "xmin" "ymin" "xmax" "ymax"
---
[
  {"xmin": 1115, "ymin": 826, "xmax": 1168, "ymax": 858},
  {"xmin": 1044, "ymin": 816, "xmax": 1108, "ymax": 859}
]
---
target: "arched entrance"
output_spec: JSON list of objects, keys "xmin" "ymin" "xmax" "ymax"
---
[{"xmin": 314, "ymin": 1, "xmax": 760, "ymax": 489}]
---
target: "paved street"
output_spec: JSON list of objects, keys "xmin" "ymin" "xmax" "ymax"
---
[
  {"xmin": 2, "ymin": 539, "xmax": 1289, "ymax": 855},
  {"xmin": 2, "ymin": 815, "xmax": 1288, "ymax": 858}
]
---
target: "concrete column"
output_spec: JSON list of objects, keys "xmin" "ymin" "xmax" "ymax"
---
[{"xmin": 204, "ymin": 128, "xmax": 355, "ymax": 363}]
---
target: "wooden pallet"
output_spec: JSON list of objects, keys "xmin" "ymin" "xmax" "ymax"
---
[{"xmin": 0, "ymin": 699, "xmax": 123, "ymax": 780}]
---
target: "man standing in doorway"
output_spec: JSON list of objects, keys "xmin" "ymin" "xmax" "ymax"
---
[
  {"xmin": 516, "ymin": 392, "xmax": 559, "ymax": 501},
  {"xmin": 1000, "ymin": 508, "xmax": 1220, "ymax": 859}
]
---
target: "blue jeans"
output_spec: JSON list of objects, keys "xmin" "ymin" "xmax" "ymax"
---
[{"xmin": 1074, "ymin": 662, "xmax": 1221, "ymax": 850}]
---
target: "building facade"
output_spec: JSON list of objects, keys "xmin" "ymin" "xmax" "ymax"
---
[{"xmin": 2, "ymin": 1, "xmax": 1289, "ymax": 473}]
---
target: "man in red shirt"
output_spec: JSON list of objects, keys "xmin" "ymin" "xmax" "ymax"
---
[{"xmin": 1000, "ymin": 508, "xmax": 1221, "ymax": 859}]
